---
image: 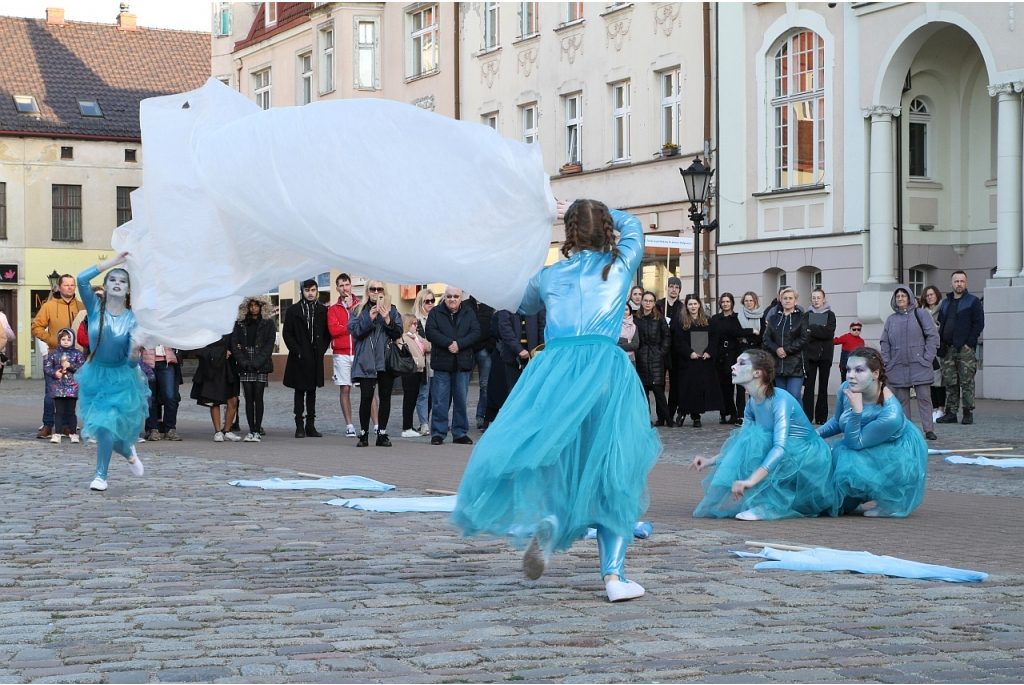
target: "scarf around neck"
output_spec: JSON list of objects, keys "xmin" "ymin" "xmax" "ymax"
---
[{"xmin": 300, "ymin": 299, "xmax": 317, "ymax": 344}]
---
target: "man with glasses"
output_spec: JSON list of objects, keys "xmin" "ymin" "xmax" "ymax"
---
[
  {"xmin": 425, "ymin": 287, "xmax": 480, "ymax": 445},
  {"xmin": 833, "ymin": 321, "xmax": 865, "ymax": 380}
]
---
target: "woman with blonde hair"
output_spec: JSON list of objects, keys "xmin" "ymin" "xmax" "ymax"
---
[
  {"xmin": 413, "ymin": 288, "xmax": 436, "ymax": 434},
  {"xmin": 762, "ymin": 286, "xmax": 810, "ymax": 400},
  {"xmin": 348, "ymin": 280, "xmax": 403, "ymax": 446}
]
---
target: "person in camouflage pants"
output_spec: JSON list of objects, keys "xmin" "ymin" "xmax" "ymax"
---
[
  {"xmin": 941, "ymin": 344, "xmax": 977, "ymax": 415},
  {"xmin": 935, "ymin": 271, "xmax": 985, "ymax": 425}
]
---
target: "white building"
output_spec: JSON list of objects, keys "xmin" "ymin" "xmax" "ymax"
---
[{"xmin": 717, "ymin": 2, "xmax": 1024, "ymax": 399}]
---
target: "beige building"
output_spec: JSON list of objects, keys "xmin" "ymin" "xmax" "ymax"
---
[
  {"xmin": 458, "ymin": 1, "xmax": 713, "ymax": 299},
  {"xmin": 717, "ymin": 3, "xmax": 1024, "ymax": 399},
  {"xmin": 0, "ymin": 8, "xmax": 208, "ymax": 376}
]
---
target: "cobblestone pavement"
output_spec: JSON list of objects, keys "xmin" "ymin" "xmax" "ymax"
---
[{"xmin": 1, "ymin": 379, "xmax": 1024, "ymax": 683}]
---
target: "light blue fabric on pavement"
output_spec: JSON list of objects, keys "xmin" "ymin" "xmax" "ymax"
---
[
  {"xmin": 733, "ymin": 546, "xmax": 987, "ymax": 583},
  {"xmin": 944, "ymin": 455, "xmax": 1024, "ymax": 468},
  {"xmin": 230, "ymin": 476, "xmax": 396, "ymax": 490},
  {"xmin": 325, "ymin": 495, "xmax": 457, "ymax": 512},
  {"xmin": 584, "ymin": 522, "xmax": 653, "ymax": 540}
]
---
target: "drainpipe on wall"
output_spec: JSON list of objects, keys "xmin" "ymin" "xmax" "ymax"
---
[
  {"xmin": 712, "ymin": 2, "xmax": 721, "ymax": 305},
  {"xmin": 702, "ymin": 1, "xmax": 713, "ymax": 306},
  {"xmin": 453, "ymin": 3, "xmax": 461, "ymax": 120}
]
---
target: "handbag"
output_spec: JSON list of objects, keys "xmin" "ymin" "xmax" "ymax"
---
[{"xmin": 385, "ymin": 338, "xmax": 416, "ymax": 376}]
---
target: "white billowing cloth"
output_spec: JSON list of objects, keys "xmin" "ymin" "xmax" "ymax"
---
[
  {"xmin": 324, "ymin": 495, "xmax": 458, "ymax": 513},
  {"xmin": 944, "ymin": 455, "xmax": 1024, "ymax": 468},
  {"xmin": 229, "ymin": 475, "xmax": 396, "ymax": 490},
  {"xmin": 113, "ymin": 79, "xmax": 555, "ymax": 349}
]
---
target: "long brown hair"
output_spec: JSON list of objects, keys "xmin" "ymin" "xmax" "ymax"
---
[
  {"xmin": 744, "ymin": 349, "xmax": 776, "ymax": 397},
  {"xmin": 637, "ymin": 291, "xmax": 661, "ymax": 320},
  {"xmin": 561, "ymin": 199, "xmax": 620, "ymax": 280},
  {"xmin": 681, "ymin": 294, "xmax": 708, "ymax": 330},
  {"xmin": 848, "ymin": 346, "xmax": 888, "ymax": 405}
]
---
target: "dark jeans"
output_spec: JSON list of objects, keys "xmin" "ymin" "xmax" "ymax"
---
[
  {"xmin": 241, "ymin": 381, "xmax": 266, "ymax": 432},
  {"xmin": 293, "ymin": 388, "xmax": 317, "ymax": 419},
  {"xmin": 402, "ymin": 372, "xmax": 424, "ymax": 431},
  {"xmin": 53, "ymin": 397, "xmax": 78, "ymax": 434},
  {"xmin": 42, "ymin": 393, "xmax": 55, "ymax": 429},
  {"xmin": 644, "ymin": 384, "xmax": 669, "ymax": 423},
  {"xmin": 146, "ymin": 361, "xmax": 179, "ymax": 431},
  {"xmin": 473, "ymin": 348, "xmax": 491, "ymax": 421},
  {"xmin": 357, "ymin": 374, "xmax": 394, "ymax": 433},
  {"xmin": 803, "ymin": 358, "xmax": 832, "ymax": 423}
]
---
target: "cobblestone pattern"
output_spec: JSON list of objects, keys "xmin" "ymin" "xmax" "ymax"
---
[{"xmin": 1, "ymin": 440, "xmax": 1023, "ymax": 683}]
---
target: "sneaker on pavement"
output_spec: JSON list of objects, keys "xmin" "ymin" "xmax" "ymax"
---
[
  {"xmin": 936, "ymin": 412, "xmax": 958, "ymax": 424},
  {"xmin": 243, "ymin": 432, "xmax": 255, "ymax": 442},
  {"xmin": 925, "ymin": 430, "xmax": 937, "ymax": 440},
  {"xmin": 146, "ymin": 429, "xmax": 162, "ymax": 441},
  {"xmin": 127, "ymin": 450, "xmax": 144, "ymax": 477},
  {"xmin": 376, "ymin": 431, "xmax": 392, "ymax": 447},
  {"xmin": 735, "ymin": 509, "xmax": 763, "ymax": 521},
  {"xmin": 345, "ymin": 425, "xmax": 357, "ymax": 438},
  {"xmin": 50, "ymin": 433, "xmax": 61, "ymax": 444},
  {"xmin": 430, "ymin": 435, "xmax": 444, "ymax": 445},
  {"xmin": 164, "ymin": 429, "xmax": 182, "ymax": 441},
  {"xmin": 419, "ymin": 423, "xmax": 430, "ymax": 436},
  {"xmin": 401, "ymin": 429, "xmax": 420, "ymax": 438},
  {"xmin": 251, "ymin": 432, "xmax": 261, "ymax": 442},
  {"xmin": 224, "ymin": 431, "xmax": 242, "ymax": 442},
  {"xmin": 453, "ymin": 435, "xmax": 474, "ymax": 445},
  {"xmin": 213, "ymin": 431, "xmax": 225, "ymax": 442},
  {"xmin": 90, "ymin": 478, "xmax": 107, "ymax": 491},
  {"xmin": 70, "ymin": 434, "xmax": 80, "ymax": 444},
  {"xmin": 605, "ymin": 578, "xmax": 645, "ymax": 602}
]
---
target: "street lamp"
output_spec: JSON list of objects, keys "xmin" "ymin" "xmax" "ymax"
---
[
  {"xmin": 47, "ymin": 270, "xmax": 61, "ymax": 292},
  {"xmin": 679, "ymin": 157, "xmax": 719, "ymax": 301}
]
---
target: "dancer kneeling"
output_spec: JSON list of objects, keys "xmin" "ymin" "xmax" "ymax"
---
[
  {"xmin": 451, "ymin": 200, "xmax": 662, "ymax": 603},
  {"xmin": 691, "ymin": 349, "xmax": 836, "ymax": 520},
  {"xmin": 75, "ymin": 253, "xmax": 150, "ymax": 491},
  {"xmin": 818, "ymin": 347, "xmax": 928, "ymax": 517}
]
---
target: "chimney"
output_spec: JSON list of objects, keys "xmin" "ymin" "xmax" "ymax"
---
[
  {"xmin": 45, "ymin": 7, "xmax": 65, "ymax": 25},
  {"xmin": 116, "ymin": 2, "xmax": 138, "ymax": 31}
]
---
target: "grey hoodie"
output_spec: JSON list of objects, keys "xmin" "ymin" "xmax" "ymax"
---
[{"xmin": 880, "ymin": 285, "xmax": 939, "ymax": 387}]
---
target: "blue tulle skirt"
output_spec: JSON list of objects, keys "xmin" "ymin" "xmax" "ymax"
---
[
  {"xmin": 830, "ymin": 425, "xmax": 928, "ymax": 517},
  {"xmin": 77, "ymin": 359, "xmax": 150, "ymax": 448},
  {"xmin": 694, "ymin": 423, "xmax": 837, "ymax": 520},
  {"xmin": 451, "ymin": 335, "xmax": 663, "ymax": 552}
]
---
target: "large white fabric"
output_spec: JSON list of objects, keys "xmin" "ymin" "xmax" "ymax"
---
[{"xmin": 113, "ymin": 79, "xmax": 555, "ymax": 348}]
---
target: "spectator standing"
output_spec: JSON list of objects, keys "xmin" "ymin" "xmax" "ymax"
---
[
  {"xmin": 762, "ymin": 286, "xmax": 810, "ymax": 400},
  {"xmin": 635, "ymin": 292, "xmax": 671, "ymax": 426},
  {"xmin": 283, "ymin": 279, "xmax": 330, "ymax": 438},
  {"xmin": 617, "ymin": 304, "xmax": 638, "ymax": 367},
  {"xmin": 712, "ymin": 293, "xmax": 746, "ymax": 425},
  {"xmin": 232, "ymin": 295, "xmax": 276, "ymax": 442},
  {"xmin": 141, "ymin": 345, "xmax": 183, "ymax": 441},
  {"xmin": 31, "ymin": 274, "xmax": 84, "ymax": 438},
  {"xmin": 489, "ymin": 308, "xmax": 545, "ymax": 422},
  {"xmin": 327, "ymin": 273, "xmax": 360, "ymax": 437},
  {"xmin": 425, "ymin": 287, "xmax": 480, "ymax": 445},
  {"xmin": 191, "ymin": 333, "xmax": 241, "ymax": 442},
  {"xmin": 400, "ymin": 313, "xmax": 429, "ymax": 438},
  {"xmin": 413, "ymin": 289, "xmax": 436, "ymax": 435},
  {"xmin": 920, "ymin": 285, "xmax": 946, "ymax": 419},
  {"xmin": 43, "ymin": 328, "xmax": 84, "ymax": 443},
  {"xmin": 673, "ymin": 294, "xmax": 723, "ymax": 427},
  {"xmin": 0, "ymin": 305, "xmax": 15, "ymax": 385},
  {"xmin": 936, "ymin": 271, "xmax": 985, "ymax": 425},
  {"xmin": 628, "ymin": 285, "xmax": 643, "ymax": 313},
  {"xmin": 466, "ymin": 295, "xmax": 496, "ymax": 430},
  {"xmin": 734, "ymin": 291, "xmax": 764, "ymax": 418},
  {"xmin": 880, "ymin": 285, "xmax": 939, "ymax": 440},
  {"xmin": 833, "ymin": 322, "xmax": 865, "ymax": 378},
  {"xmin": 657, "ymin": 276, "xmax": 685, "ymax": 423},
  {"xmin": 802, "ymin": 288, "xmax": 837, "ymax": 425},
  {"xmin": 348, "ymin": 280, "xmax": 403, "ymax": 447}
]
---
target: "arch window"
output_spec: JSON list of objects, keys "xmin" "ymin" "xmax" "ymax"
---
[
  {"xmin": 908, "ymin": 98, "xmax": 930, "ymax": 178},
  {"xmin": 771, "ymin": 30, "xmax": 825, "ymax": 188}
]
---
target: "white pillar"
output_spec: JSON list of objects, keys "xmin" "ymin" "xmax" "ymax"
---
[
  {"xmin": 990, "ymin": 83, "xmax": 1023, "ymax": 279},
  {"xmin": 866, "ymin": 106, "xmax": 898, "ymax": 284}
]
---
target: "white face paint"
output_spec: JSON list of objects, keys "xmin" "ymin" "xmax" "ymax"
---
[
  {"xmin": 105, "ymin": 271, "xmax": 129, "ymax": 298},
  {"xmin": 846, "ymin": 356, "xmax": 879, "ymax": 393},
  {"xmin": 732, "ymin": 353, "xmax": 755, "ymax": 385}
]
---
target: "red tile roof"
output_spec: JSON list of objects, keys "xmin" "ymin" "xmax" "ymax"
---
[
  {"xmin": 0, "ymin": 15, "xmax": 209, "ymax": 141},
  {"xmin": 234, "ymin": 3, "xmax": 313, "ymax": 52}
]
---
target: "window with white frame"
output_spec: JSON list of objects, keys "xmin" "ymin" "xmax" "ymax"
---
[
  {"xmin": 771, "ymin": 30, "xmax": 826, "ymax": 188},
  {"xmin": 908, "ymin": 268, "xmax": 926, "ymax": 298},
  {"xmin": 611, "ymin": 81, "xmax": 631, "ymax": 162},
  {"xmin": 519, "ymin": 2, "xmax": 538, "ymax": 38},
  {"xmin": 253, "ymin": 68, "xmax": 271, "ymax": 110},
  {"xmin": 216, "ymin": 75, "xmax": 230, "ymax": 87},
  {"xmin": 812, "ymin": 269, "xmax": 822, "ymax": 292},
  {"xmin": 521, "ymin": 104, "xmax": 538, "ymax": 144},
  {"xmin": 483, "ymin": 112, "xmax": 498, "ymax": 130},
  {"xmin": 484, "ymin": 2, "xmax": 499, "ymax": 49},
  {"xmin": 564, "ymin": 2, "xmax": 583, "ymax": 23},
  {"xmin": 564, "ymin": 93, "xmax": 582, "ymax": 164},
  {"xmin": 778, "ymin": 272, "xmax": 788, "ymax": 290},
  {"xmin": 216, "ymin": 2, "xmax": 231, "ymax": 35},
  {"xmin": 409, "ymin": 5, "xmax": 438, "ymax": 77},
  {"xmin": 265, "ymin": 2, "xmax": 277, "ymax": 27},
  {"xmin": 356, "ymin": 19, "xmax": 378, "ymax": 89},
  {"xmin": 319, "ymin": 25, "xmax": 335, "ymax": 93},
  {"xmin": 299, "ymin": 52, "xmax": 312, "ymax": 105},
  {"xmin": 908, "ymin": 98, "xmax": 929, "ymax": 178},
  {"xmin": 659, "ymin": 69, "xmax": 680, "ymax": 147}
]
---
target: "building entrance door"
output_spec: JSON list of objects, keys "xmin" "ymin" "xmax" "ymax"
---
[{"xmin": 0, "ymin": 289, "xmax": 15, "ymax": 363}]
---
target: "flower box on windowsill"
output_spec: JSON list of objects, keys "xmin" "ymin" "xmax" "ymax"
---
[
  {"xmin": 660, "ymin": 145, "xmax": 680, "ymax": 158},
  {"xmin": 560, "ymin": 163, "xmax": 583, "ymax": 175}
]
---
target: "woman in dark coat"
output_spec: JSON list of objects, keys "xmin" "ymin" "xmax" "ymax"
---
[
  {"xmin": 672, "ymin": 294, "xmax": 723, "ymax": 427},
  {"xmin": 711, "ymin": 293, "xmax": 746, "ymax": 425},
  {"xmin": 762, "ymin": 286, "xmax": 810, "ymax": 400},
  {"xmin": 190, "ymin": 333, "xmax": 241, "ymax": 442},
  {"xmin": 634, "ymin": 291, "xmax": 671, "ymax": 426},
  {"xmin": 348, "ymin": 279, "xmax": 404, "ymax": 447},
  {"xmin": 282, "ymin": 279, "xmax": 330, "ymax": 438},
  {"xmin": 802, "ymin": 288, "xmax": 837, "ymax": 424},
  {"xmin": 231, "ymin": 295, "xmax": 276, "ymax": 441}
]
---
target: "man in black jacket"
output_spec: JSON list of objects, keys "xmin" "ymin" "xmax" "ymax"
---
[
  {"xmin": 466, "ymin": 295, "xmax": 496, "ymax": 430},
  {"xmin": 425, "ymin": 287, "xmax": 480, "ymax": 445},
  {"xmin": 282, "ymin": 280, "xmax": 330, "ymax": 438}
]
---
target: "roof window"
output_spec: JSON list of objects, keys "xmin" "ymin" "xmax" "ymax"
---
[
  {"xmin": 13, "ymin": 95, "xmax": 40, "ymax": 115},
  {"xmin": 78, "ymin": 99, "xmax": 103, "ymax": 117}
]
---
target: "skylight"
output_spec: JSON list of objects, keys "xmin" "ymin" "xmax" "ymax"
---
[
  {"xmin": 78, "ymin": 99, "xmax": 103, "ymax": 117},
  {"xmin": 13, "ymin": 95, "xmax": 40, "ymax": 115}
]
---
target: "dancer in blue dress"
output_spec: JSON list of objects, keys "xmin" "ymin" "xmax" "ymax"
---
[
  {"xmin": 451, "ymin": 199, "xmax": 662, "ymax": 603},
  {"xmin": 691, "ymin": 349, "xmax": 837, "ymax": 520},
  {"xmin": 818, "ymin": 347, "xmax": 928, "ymax": 517},
  {"xmin": 76, "ymin": 252, "xmax": 150, "ymax": 491}
]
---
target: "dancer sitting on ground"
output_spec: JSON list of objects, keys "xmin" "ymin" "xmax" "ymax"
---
[
  {"xmin": 75, "ymin": 253, "xmax": 148, "ymax": 491},
  {"xmin": 818, "ymin": 347, "xmax": 928, "ymax": 517},
  {"xmin": 451, "ymin": 199, "xmax": 662, "ymax": 603},
  {"xmin": 691, "ymin": 349, "xmax": 836, "ymax": 521}
]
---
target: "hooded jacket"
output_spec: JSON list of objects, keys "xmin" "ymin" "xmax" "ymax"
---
[
  {"xmin": 880, "ymin": 285, "xmax": 939, "ymax": 388},
  {"xmin": 231, "ymin": 296, "xmax": 277, "ymax": 375},
  {"xmin": 43, "ymin": 328, "xmax": 84, "ymax": 398}
]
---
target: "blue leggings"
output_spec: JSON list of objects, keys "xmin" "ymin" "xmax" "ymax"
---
[
  {"xmin": 94, "ymin": 428, "xmax": 133, "ymax": 481},
  {"xmin": 596, "ymin": 526, "xmax": 628, "ymax": 581}
]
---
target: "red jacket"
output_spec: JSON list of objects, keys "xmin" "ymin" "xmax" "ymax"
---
[
  {"xmin": 327, "ymin": 296, "xmax": 361, "ymax": 355},
  {"xmin": 833, "ymin": 332, "xmax": 864, "ymax": 352}
]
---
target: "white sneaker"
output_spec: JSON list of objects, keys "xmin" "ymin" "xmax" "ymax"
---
[
  {"xmin": 419, "ymin": 423, "xmax": 430, "ymax": 436},
  {"xmin": 606, "ymin": 578, "xmax": 645, "ymax": 602},
  {"xmin": 70, "ymin": 434, "xmax": 80, "ymax": 444},
  {"xmin": 243, "ymin": 432, "xmax": 255, "ymax": 442},
  {"xmin": 863, "ymin": 507, "xmax": 883, "ymax": 517},
  {"xmin": 345, "ymin": 425, "xmax": 357, "ymax": 438},
  {"xmin": 90, "ymin": 478, "xmax": 107, "ymax": 491},
  {"xmin": 50, "ymin": 433, "xmax": 61, "ymax": 444},
  {"xmin": 213, "ymin": 431, "xmax": 225, "ymax": 442},
  {"xmin": 136, "ymin": 436, "xmax": 146, "ymax": 443},
  {"xmin": 223, "ymin": 431, "xmax": 242, "ymax": 442},
  {"xmin": 401, "ymin": 429, "xmax": 420, "ymax": 438},
  {"xmin": 250, "ymin": 432, "xmax": 261, "ymax": 442},
  {"xmin": 735, "ymin": 509, "xmax": 763, "ymax": 521},
  {"xmin": 127, "ymin": 450, "xmax": 144, "ymax": 477}
]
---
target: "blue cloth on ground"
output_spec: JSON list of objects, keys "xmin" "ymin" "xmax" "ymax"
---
[
  {"xmin": 584, "ymin": 522, "xmax": 653, "ymax": 540},
  {"xmin": 944, "ymin": 455, "xmax": 1024, "ymax": 468},
  {"xmin": 733, "ymin": 546, "xmax": 987, "ymax": 583},
  {"xmin": 230, "ymin": 475, "xmax": 396, "ymax": 490},
  {"xmin": 325, "ymin": 495, "xmax": 457, "ymax": 512}
]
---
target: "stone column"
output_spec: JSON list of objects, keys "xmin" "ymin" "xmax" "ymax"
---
[
  {"xmin": 865, "ymin": 106, "xmax": 899, "ymax": 284},
  {"xmin": 989, "ymin": 83, "xmax": 1023, "ymax": 279}
]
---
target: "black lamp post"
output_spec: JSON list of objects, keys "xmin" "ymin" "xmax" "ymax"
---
[
  {"xmin": 47, "ymin": 270, "xmax": 61, "ymax": 292},
  {"xmin": 679, "ymin": 157, "xmax": 718, "ymax": 301}
]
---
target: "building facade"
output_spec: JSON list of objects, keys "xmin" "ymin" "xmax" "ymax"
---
[
  {"xmin": 717, "ymin": 2, "xmax": 1024, "ymax": 399},
  {"xmin": 459, "ymin": 1, "xmax": 712, "ymax": 299},
  {"xmin": 0, "ymin": 7, "xmax": 208, "ymax": 376}
]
